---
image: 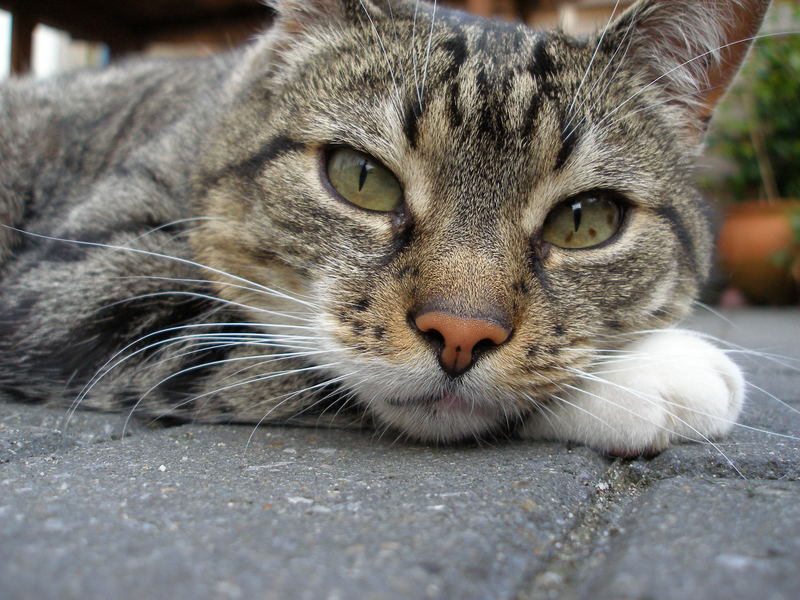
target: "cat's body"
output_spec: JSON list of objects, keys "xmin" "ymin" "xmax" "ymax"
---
[{"xmin": 0, "ymin": 0, "xmax": 770, "ymax": 455}]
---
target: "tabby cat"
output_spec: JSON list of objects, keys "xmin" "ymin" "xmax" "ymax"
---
[{"xmin": 0, "ymin": 0, "xmax": 771, "ymax": 456}]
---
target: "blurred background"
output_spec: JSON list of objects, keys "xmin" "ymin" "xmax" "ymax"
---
[{"xmin": 0, "ymin": 0, "xmax": 798, "ymax": 306}]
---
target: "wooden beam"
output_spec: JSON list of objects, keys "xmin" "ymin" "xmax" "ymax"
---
[
  {"xmin": 467, "ymin": 0, "xmax": 494, "ymax": 16},
  {"xmin": 10, "ymin": 8, "xmax": 35, "ymax": 75},
  {"xmin": 0, "ymin": 0, "xmax": 136, "ymax": 48}
]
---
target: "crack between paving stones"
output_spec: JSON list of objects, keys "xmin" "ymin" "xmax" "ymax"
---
[
  {"xmin": 515, "ymin": 448, "xmax": 800, "ymax": 600},
  {"xmin": 515, "ymin": 460, "xmax": 654, "ymax": 600}
]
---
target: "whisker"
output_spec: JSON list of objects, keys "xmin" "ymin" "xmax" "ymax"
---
[
  {"xmin": 114, "ymin": 274, "xmax": 323, "ymax": 310},
  {"xmin": 125, "ymin": 361, "xmax": 341, "ymax": 436},
  {"xmin": 745, "ymin": 381, "xmax": 800, "ymax": 421},
  {"xmin": 584, "ymin": 31, "xmax": 800, "ymax": 142},
  {"xmin": 563, "ymin": 0, "xmax": 623, "ymax": 131},
  {"xmin": 102, "ymin": 290, "xmax": 317, "ymax": 324},
  {"xmin": 244, "ymin": 372, "xmax": 355, "ymax": 450},
  {"xmin": 69, "ymin": 325, "xmax": 326, "ymax": 424},
  {"xmin": 563, "ymin": 8, "xmax": 637, "ymax": 138},
  {"xmin": 358, "ymin": 0, "xmax": 403, "ymax": 115},
  {"xmin": 4, "ymin": 226, "xmax": 320, "ymax": 309},
  {"xmin": 420, "ymin": 0, "xmax": 438, "ymax": 105},
  {"xmin": 412, "ymin": 0, "xmax": 422, "ymax": 111}
]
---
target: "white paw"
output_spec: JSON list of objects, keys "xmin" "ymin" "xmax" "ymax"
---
[{"xmin": 524, "ymin": 329, "xmax": 744, "ymax": 456}]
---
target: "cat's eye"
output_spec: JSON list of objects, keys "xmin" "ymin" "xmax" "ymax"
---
[
  {"xmin": 326, "ymin": 148, "xmax": 403, "ymax": 212},
  {"xmin": 541, "ymin": 192, "xmax": 624, "ymax": 249}
]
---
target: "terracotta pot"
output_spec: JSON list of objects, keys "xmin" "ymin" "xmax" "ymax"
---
[{"xmin": 718, "ymin": 200, "xmax": 800, "ymax": 305}]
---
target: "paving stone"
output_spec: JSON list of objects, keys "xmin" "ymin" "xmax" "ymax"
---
[
  {"xmin": 574, "ymin": 477, "xmax": 800, "ymax": 600},
  {"xmin": 0, "ymin": 398, "xmax": 147, "ymax": 464},
  {"xmin": 0, "ymin": 424, "xmax": 608, "ymax": 600}
]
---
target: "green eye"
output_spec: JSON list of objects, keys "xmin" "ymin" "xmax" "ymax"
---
[
  {"xmin": 326, "ymin": 148, "xmax": 403, "ymax": 212},
  {"xmin": 542, "ymin": 192, "xmax": 624, "ymax": 249}
]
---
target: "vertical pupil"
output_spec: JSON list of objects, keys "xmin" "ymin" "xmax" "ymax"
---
[
  {"xmin": 571, "ymin": 200, "xmax": 583, "ymax": 232},
  {"xmin": 358, "ymin": 160, "xmax": 369, "ymax": 191}
]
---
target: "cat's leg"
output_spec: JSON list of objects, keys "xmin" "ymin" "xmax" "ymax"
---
[{"xmin": 523, "ymin": 330, "xmax": 744, "ymax": 457}]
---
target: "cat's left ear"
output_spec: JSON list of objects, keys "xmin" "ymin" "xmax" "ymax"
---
[{"xmin": 609, "ymin": 0, "xmax": 771, "ymax": 141}]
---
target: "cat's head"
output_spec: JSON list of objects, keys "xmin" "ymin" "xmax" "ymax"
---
[{"xmin": 193, "ymin": 0, "xmax": 769, "ymax": 442}]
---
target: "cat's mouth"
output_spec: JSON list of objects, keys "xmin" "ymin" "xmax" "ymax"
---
[
  {"xmin": 381, "ymin": 390, "xmax": 507, "ymax": 428},
  {"xmin": 414, "ymin": 392, "xmax": 496, "ymax": 418},
  {"xmin": 377, "ymin": 390, "xmax": 525, "ymax": 443}
]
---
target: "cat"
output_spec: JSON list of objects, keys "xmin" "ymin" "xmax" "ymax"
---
[{"xmin": 0, "ymin": 0, "xmax": 772, "ymax": 457}]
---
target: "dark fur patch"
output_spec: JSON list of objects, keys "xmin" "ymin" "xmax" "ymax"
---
[
  {"xmin": 354, "ymin": 297, "xmax": 371, "ymax": 311},
  {"xmin": 157, "ymin": 343, "xmax": 232, "ymax": 407},
  {"xmin": 532, "ymin": 39, "xmax": 557, "ymax": 79},
  {"xmin": 40, "ymin": 241, "xmax": 88, "ymax": 263},
  {"xmin": 441, "ymin": 34, "xmax": 469, "ymax": 80},
  {"xmin": 395, "ymin": 263, "xmax": 420, "ymax": 279},
  {"xmin": 554, "ymin": 116, "xmax": 579, "ymax": 171},
  {"xmin": 513, "ymin": 280, "xmax": 530, "ymax": 295},
  {"xmin": 653, "ymin": 205, "xmax": 698, "ymax": 277},
  {"xmin": 448, "ymin": 81, "xmax": 464, "ymax": 129},
  {"xmin": 41, "ymin": 295, "xmax": 216, "ymax": 385},
  {"xmin": 403, "ymin": 101, "xmax": 423, "ymax": 149},
  {"xmin": 393, "ymin": 220, "xmax": 415, "ymax": 256},
  {"xmin": 527, "ymin": 39, "xmax": 559, "ymax": 102},
  {"xmin": 522, "ymin": 90, "xmax": 542, "ymax": 136},
  {"xmin": 528, "ymin": 244, "xmax": 555, "ymax": 298},
  {"xmin": 204, "ymin": 135, "xmax": 303, "ymax": 187},
  {"xmin": 474, "ymin": 68, "xmax": 508, "ymax": 146}
]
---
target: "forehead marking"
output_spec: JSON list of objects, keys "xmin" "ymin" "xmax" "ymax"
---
[
  {"xmin": 404, "ymin": 33, "xmax": 469, "ymax": 149},
  {"xmin": 554, "ymin": 117, "xmax": 580, "ymax": 172}
]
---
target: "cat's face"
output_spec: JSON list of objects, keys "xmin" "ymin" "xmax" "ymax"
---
[{"xmin": 193, "ymin": 0, "xmax": 762, "ymax": 441}]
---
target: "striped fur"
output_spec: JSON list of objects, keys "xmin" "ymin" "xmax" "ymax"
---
[{"xmin": 0, "ymin": 1, "xmax": 770, "ymax": 451}]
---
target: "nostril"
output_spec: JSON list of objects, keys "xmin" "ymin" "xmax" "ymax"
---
[
  {"xmin": 408, "ymin": 311, "xmax": 444, "ymax": 349},
  {"xmin": 420, "ymin": 327, "xmax": 445, "ymax": 351},
  {"xmin": 472, "ymin": 337, "xmax": 500, "ymax": 359}
]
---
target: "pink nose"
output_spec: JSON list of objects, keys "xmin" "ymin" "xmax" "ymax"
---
[{"xmin": 414, "ymin": 311, "xmax": 512, "ymax": 376}]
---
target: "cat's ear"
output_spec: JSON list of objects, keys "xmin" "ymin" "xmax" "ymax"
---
[{"xmin": 609, "ymin": 0, "xmax": 770, "ymax": 140}]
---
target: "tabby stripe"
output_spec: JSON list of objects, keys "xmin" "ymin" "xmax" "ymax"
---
[
  {"xmin": 522, "ymin": 90, "xmax": 541, "ymax": 136},
  {"xmin": 440, "ymin": 34, "xmax": 469, "ymax": 81},
  {"xmin": 403, "ymin": 101, "xmax": 422, "ymax": 149},
  {"xmin": 529, "ymin": 249, "xmax": 555, "ymax": 298},
  {"xmin": 407, "ymin": 34, "xmax": 468, "ymax": 145},
  {"xmin": 448, "ymin": 81, "xmax": 464, "ymax": 129},
  {"xmin": 474, "ymin": 68, "xmax": 509, "ymax": 145},
  {"xmin": 554, "ymin": 117, "xmax": 579, "ymax": 171},
  {"xmin": 653, "ymin": 205, "xmax": 699, "ymax": 278},
  {"xmin": 204, "ymin": 135, "xmax": 303, "ymax": 187},
  {"xmin": 532, "ymin": 38, "xmax": 558, "ymax": 78},
  {"xmin": 527, "ymin": 39, "xmax": 559, "ymax": 102}
]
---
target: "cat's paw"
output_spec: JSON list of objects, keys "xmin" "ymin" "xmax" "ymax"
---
[{"xmin": 523, "ymin": 330, "xmax": 744, "ymax": 457}]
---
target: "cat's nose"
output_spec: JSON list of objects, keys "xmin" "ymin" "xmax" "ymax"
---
[{"xmin": 413, "ymin": 311, "xmax": 512, "ymax": 377}]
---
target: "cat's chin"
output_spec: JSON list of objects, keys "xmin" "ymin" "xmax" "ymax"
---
[{"xmin": 372, "ymin": 392, "xmax": 516, "ymax": 444}]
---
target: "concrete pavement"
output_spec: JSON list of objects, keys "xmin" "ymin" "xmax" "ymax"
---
[{"xmin": 1, "ymin": 309, "xmax": 798, "ymax": 600}]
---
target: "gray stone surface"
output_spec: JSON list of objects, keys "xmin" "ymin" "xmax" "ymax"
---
[
  {"xmin": 0, "ymin": 309, "xmax": 798, "ymax": 600},
  {"xmin": 576, "ymin": 477, "xmax": 800, "ymax": 600}
]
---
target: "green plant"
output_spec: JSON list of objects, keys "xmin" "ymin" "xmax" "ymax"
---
[{"xmin": 704, "ymin": 5, "xmax": 800, "ymax": 202}]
